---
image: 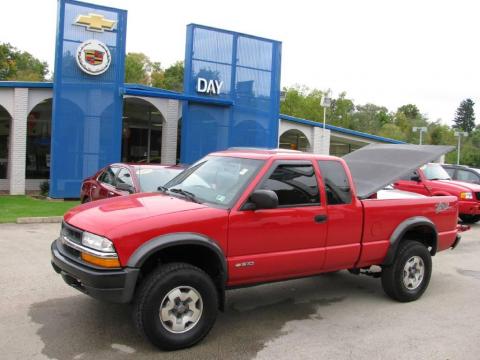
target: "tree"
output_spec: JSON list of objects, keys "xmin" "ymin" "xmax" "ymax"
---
[
  {"xmin": 0, "ymin": 43, "xmax": 48, "ymax": 81},
  {"xmin": 152, "ymin": 61, "xmax": 184, "ymax": 91},
  {"xmin": 453, "ymin": 98, "xmax": 475, "ymax": 133},
  {"xmin": 124, "ymin": 52, "xmax": 151, "ymax": 84}
]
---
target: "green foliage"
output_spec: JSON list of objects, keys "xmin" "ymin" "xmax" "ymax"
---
[
  {"xmin": 125, "ymin": 52, "xmax": 151, "ymax": 84},
  {"xmin": 40, "ymin": 181, "xmax": 49, "ymax": 197},
  {"xmin": 453, "ymin": 98, "xmax": 475, "ymax": 133},
  {"xmin": 125, "ymin": 53, "xmax": 183, "ymax": 91},
  {"xmin": 280, "ymin": 85, "xmax": 480, "ymax": 166},
  {"xmin": 152, "ymin": 61, "xmax": 184, "ymax": 91},
  {"xmin": 0, "ymin": 43, "xmax": 48, "ymax": 81}
]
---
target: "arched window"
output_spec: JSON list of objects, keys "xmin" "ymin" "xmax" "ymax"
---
[
  {"xmin": 0, "ymin": 105, "xmax": 12, "ymax": 179},
  {"xmin": 279, "ymin": 129, "xmax": 311, "ymax": 152},
  {"xmin": 26, "ymin": 99, "xmax": 52, "ymax": 179}
]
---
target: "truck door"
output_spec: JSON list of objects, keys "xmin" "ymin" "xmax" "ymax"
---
[
  {"xmin": 227, "ymin": 160, "xmax": 328, "ymax": 285},
  {"xmin": 317, "ymin": 160, "xmax": 363, "ymax": 270}
]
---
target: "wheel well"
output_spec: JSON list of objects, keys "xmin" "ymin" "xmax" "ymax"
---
[
  {"xmin": 138, "ymin": 244, "xmax": 226, "ymax": 310},
  {"xmin": 402, "ymin": 225, "xmax": 437, "ymax": 255}
]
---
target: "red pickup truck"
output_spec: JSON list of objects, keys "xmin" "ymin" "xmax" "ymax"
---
[
  {"xmin": 394, "ymin": 163, "xmax": 480, "ymax": 223},
  {"xmin": 51, "ymin": 146, "xmax": 460, "ymax": 350}
]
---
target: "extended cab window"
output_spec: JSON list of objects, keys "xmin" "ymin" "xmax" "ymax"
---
[
  {"xmin": 317, "ymin": 160, "xmax": 352, "ymax": 205},
  {"xmin": 98, "ymin": 167, "xmax": 117, "ymax": 186},
  {"xmin": 260, "ymin": 164, "xmax": 320, "ymax": 206}
]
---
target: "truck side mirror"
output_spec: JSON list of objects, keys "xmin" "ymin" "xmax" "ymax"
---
[
  {"xmin": 411, "ymin": 175, "xmax": 421, "ymax": 182},
  {"xmin": 244, "ymin": 189, "xmax": 279, "ymax": 210}
]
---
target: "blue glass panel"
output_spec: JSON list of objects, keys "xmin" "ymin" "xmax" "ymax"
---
[
  {"xmin": 192, "ymin": 28, "xmax": 233, "ymax": 63},
  {"xmin": 237, "ymin": 37, "xmax": 273, "ymax": 70},
  {"xmin": 182, "ymin": 25, "xmax": 282, "ymax": 164},
  {"xmin": 50, "ymin": 0, "xmax": 127, "ymax": 198}
]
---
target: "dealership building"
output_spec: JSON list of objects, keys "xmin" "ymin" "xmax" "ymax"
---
[{"xmin": 0, "ymin": 0, "xmax": 403, "ymax": 198}]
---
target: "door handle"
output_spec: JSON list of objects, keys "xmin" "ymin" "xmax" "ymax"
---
[{"xmin": 314, "ymin": 215, "xmax": 328, "ymax": 223}]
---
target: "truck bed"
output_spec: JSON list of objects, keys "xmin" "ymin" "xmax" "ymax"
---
[{"xmin": 356, "ymin": 196, "xmax": 458, "ymax": 268}]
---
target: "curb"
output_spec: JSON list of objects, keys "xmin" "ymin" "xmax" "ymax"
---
[{"xmin": 16, "ymin": 216, "xmax": 63, "ymax": 224}]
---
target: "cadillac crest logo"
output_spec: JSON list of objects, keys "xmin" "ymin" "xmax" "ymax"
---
[{"xmin": 76, "ymin": 39, "xmax": 111, "ymax": 75}]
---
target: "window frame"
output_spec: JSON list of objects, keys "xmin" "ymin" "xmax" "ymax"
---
[
  {"xmin": 97, "ymin": 166, "xmax": 119, "ymax": 187},
  {"xmin": 252, "ymin": 160, "xmax": 322, "ymax": 209},
  {"xmin": 115, "ymin": 166, "xmax": 135, "ymax": 189},
  {"xmin": 317, "ymin": 159, "xmax": 353, "ymax": 206}
]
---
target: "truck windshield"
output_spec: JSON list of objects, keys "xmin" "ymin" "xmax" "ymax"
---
[
  {"xmin": 422, "ymin": 163, "xmax": 451, "ymax": 180},
  {"xmin": 164, "ymin": 156, "xmax": 265, "ymax": 207}
]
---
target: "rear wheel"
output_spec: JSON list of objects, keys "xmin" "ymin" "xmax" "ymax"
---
[
  {"xmin": 381, "ymin": 240, "xmax": 432, "ymax": 302},
  {"xmin": 459, "ymin": 214, "xmax": 480, "ymax": 224},
  {"xmin": 133, "ymin": 263, "xmax": 218, "ymax": 350}
]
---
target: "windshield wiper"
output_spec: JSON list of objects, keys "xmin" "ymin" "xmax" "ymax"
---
[
  {"xmin": 157, "ymin": 186, "xmax": 169, "ymax": 193},
  {"xmin": 168, "ymin": 188, "xmax": 201, "ymax": 203}
]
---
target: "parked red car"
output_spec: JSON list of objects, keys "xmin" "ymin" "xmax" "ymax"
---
[
  {"xmin": 393, "ymin": 163, "xmax": 480, "ymax": 223},
  {"xmin": 80, "ymin": 163, "xmax": 184, "ymax": 203}
]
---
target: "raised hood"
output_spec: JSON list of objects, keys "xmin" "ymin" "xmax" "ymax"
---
[
  {"xmin": 343, "ymin": 144, "xmax": 454, "ymax": 199},
  {"xmin": 64, "ymin": 193, "xmax": 207, "ymax": 235}
]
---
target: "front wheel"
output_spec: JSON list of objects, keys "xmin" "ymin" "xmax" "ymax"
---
[
  {"xmin": 381, "ymin": 241, "xmax": 432, "ymax": 302},
  {"xmin": 133, "ymin": 263, "xmax": 218, "ymax": 351}
]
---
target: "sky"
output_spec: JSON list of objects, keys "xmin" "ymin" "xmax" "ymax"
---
[{"xmin": 2, "ymin": 0, "xmax": 479, "ymax": 125}]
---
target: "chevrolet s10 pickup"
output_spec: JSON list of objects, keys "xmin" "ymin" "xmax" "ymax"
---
[{"xmin": 51, "ymin": 145, "xmax": 461, "ymax": 350}]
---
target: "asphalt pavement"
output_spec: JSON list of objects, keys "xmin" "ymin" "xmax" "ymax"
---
[{"xmin": 0, "ymin": 222, "xmax": 479, "ymax": 360}]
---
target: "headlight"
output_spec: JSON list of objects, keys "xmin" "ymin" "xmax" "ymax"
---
[
  {"xmin": 82, "ymin": 231, "xmax": 115, "ymax": 253},
  {"xmin": 460, "ymin": 192, "xmax": 473, "ymax": 200}
]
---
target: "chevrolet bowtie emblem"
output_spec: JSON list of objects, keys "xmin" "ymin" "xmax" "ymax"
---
[{"xmin": 74, "ymin": 13, "xmax": 116, "ymax": 32}]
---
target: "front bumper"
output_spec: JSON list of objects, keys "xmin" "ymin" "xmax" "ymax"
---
[
  {"xmin": 51, "ymin": 239, "xmax": 139, "ymax": 303},
  {"xmin": 458, "ymin": 200, "xmax": 480, "ymax": 215}
]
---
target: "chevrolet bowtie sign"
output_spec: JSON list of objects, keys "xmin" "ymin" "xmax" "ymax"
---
[{"xmin": 74, "ymin": 13, "xmax": 117, "ymax": 32}]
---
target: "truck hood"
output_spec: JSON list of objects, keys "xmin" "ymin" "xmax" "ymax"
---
[
  {"xmin": 438, "ymin": 180, "xmax": 480, "ymax": 192},
  {"xmin": 64, "ymin": 193, "xmax": 207, "ymax": 235},
  {"xmin": 343, "ymin": 144, "xmax": 454, "ymax": 199}
]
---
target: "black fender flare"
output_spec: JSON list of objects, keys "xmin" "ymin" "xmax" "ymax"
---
[
  {"xmin": 382, "ymin": 216, "xmax": 438, "ymax": 265},
  {"xmin": 126, "ymin": 232, "xmax": 227, "ymax": 283}
]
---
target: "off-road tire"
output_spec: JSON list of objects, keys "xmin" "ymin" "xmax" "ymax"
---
[
  {"xmin": 381, "ymin": 240, "xmax": 432, "ymax": 302},
  {"xmin": 133, "ymin": 262, "xmax": 218, "ymax": 351}
]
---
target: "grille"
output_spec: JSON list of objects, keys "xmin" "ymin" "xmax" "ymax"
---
[
  {"xmin": 476, "ymin": 192, "xmax": 480, "ymax": 201},
  {"xmin": 61, "ymin": 222, "xmax": 82, "ymax": 244},
  {"xmin": 60, "ymin": 222, "xmax": 83, "ymax": 259}
]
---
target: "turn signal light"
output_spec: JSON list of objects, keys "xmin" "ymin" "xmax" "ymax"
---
[{"xmin": 81, "ymin": 252, "xmax": 121, "ymax": 268}]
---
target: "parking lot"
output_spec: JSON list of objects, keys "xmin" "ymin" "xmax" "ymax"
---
[{"xmin": 0, "ymin": 222, "xmax": 479, "ymax": 360}]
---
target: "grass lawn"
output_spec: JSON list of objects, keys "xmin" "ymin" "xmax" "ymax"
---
[{"xmin": 0, "ymin": 195, "xmax": 80, "ymax": 223}]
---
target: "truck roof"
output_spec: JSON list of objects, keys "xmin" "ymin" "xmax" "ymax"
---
[{"xmin": 210, "ymin": 148, "xmax": 341, "ymax": 161}]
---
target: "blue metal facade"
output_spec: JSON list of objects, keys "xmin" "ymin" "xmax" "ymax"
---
[
  {"xmin": 181, "ymin": 25, "xmax": 282, "ymax": 164},
  {"xmin": 50, "ymin": 0, "xmax": 127, "ymax": 198}
]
